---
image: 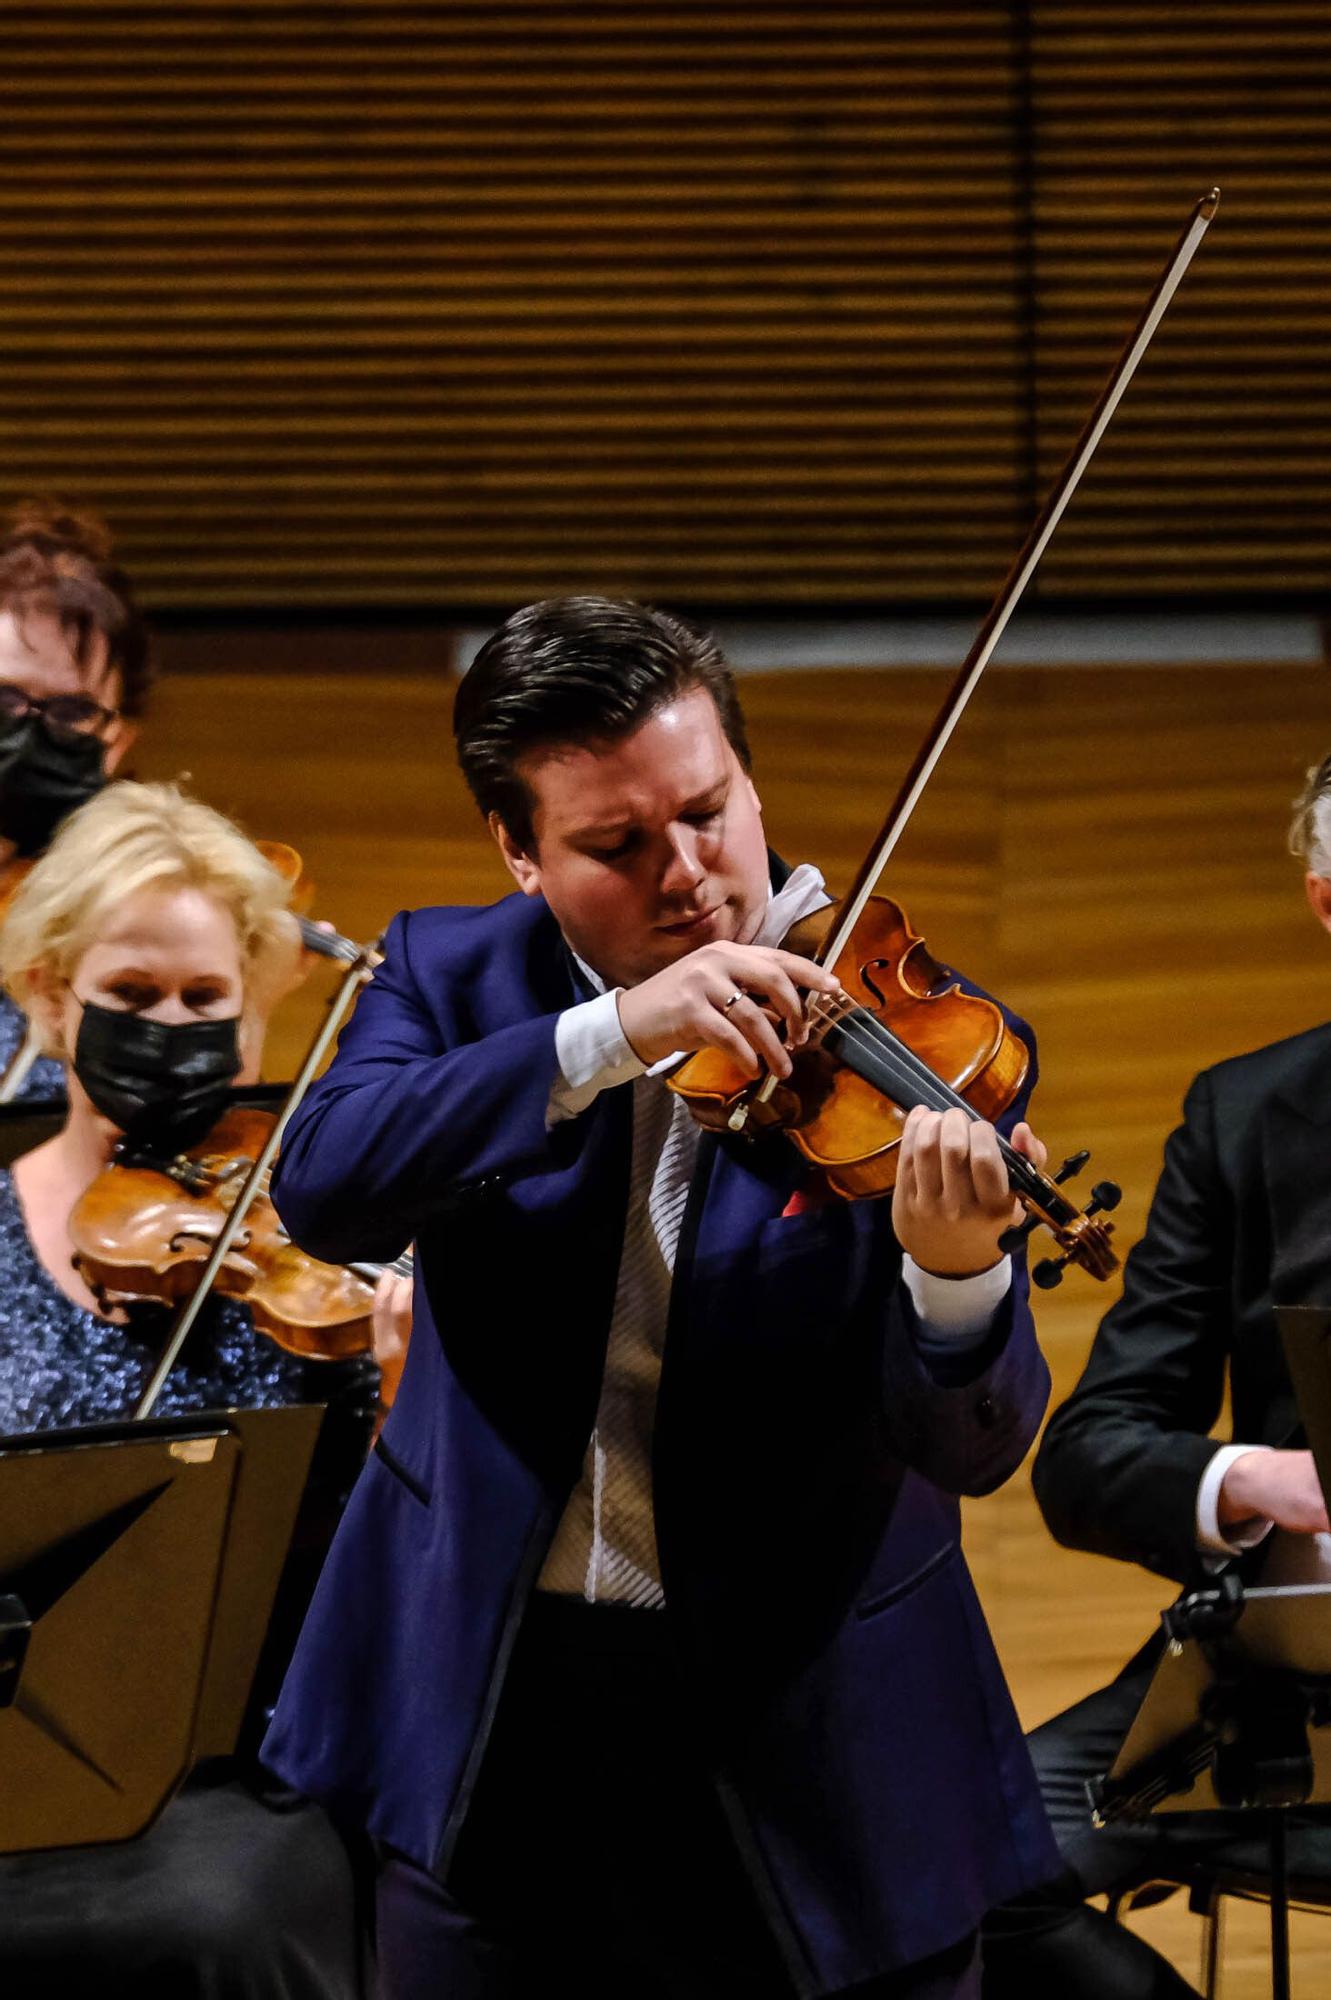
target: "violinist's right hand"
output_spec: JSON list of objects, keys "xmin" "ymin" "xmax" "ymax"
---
[{"xmin": 615, "ymin": 943, "xmax": 840, "ymax": 1078}]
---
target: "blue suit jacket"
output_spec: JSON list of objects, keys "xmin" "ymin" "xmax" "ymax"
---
[{"xmin": 263, "ymin": 892, "xmax": 1059, "ymax": 1995}]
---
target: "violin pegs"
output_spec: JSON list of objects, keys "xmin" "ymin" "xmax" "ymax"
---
[
  {"xmin": 1053, "ymin": 1149, "xmax": 1091, "ymax": 1187},
  {"xmin": 998, "ymin": 1214, "xmax": 1041, "ymax": 1256},
  {"xmin": 1088, "ymin": 1180, "xmax": 1122, "ymax": 1215},
  {"xmin": 1032, "ymin": 1253, "xmax": 1071, "ymax": 1291}
]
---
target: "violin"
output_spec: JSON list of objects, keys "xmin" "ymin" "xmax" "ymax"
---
[
  {"xmin": 670, "ymin": 189, "xmax": 1221, "ymax": 1289},
  {"xmin": 128, "ymin": 920, "xmax": 385, "ymax": 1420},
  {"xmin": 3, "ymin": 808, "xmax": 398, "ymax": 1401},
  {"xmin": 256, "ymin": 840, "xmax": 373, "ymax": 969},
  {"xmin": 67, "ymin": 1106, "xmax": 410, "ymax": 1368},
  {"xmin": 670, "ymin": 894, "xmax": 1120, "ymax": 1288}
]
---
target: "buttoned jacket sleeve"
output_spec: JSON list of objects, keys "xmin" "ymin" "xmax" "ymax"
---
[
  {"xmin": 272, "ymin": 907, "xmax": 575, "ymax": 1265},
  {"xmin": 1032, "ymin": 1070, "xmax": 1230, "ymax": 1582}
]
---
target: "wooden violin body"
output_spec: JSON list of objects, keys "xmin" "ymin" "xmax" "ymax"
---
[
  {"xmin": 671, "ymin": 896, "xmax": 1119, "ymax": 1286},
  {"xmin": 674, "ymin": 896, "xmax": 1030, "ymax": 1201},
  {"xmin": 69, "ymin": 1108, "xmax": 378, "ymax": 1361}
]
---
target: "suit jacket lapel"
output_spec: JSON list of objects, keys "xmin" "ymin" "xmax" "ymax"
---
[{"xmin": 1262, "ymin": 1058, "xmax": 1331, "ymax": 1308}]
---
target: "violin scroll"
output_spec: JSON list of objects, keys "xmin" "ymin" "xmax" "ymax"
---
[{"xmin": 997, "ymin": 1152, "xmax": 1123, "ymax": 1289}]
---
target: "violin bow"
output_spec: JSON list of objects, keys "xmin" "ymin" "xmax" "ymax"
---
[
  {"xmin": 818, "ymin": 187, "xmax": 1220, "ymax": 975},
  {"xmin": 0, "ymin": 1021, "xmax": 43, "ymax": 1104},
  {"xmin": 133, "ymin": 938, "xmax": 381, "ymax": 1420}
]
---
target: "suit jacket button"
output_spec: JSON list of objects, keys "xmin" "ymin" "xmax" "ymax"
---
[{"xmin": 975, "ymin": 1395, "xmax": 997, "ymax": 1428}]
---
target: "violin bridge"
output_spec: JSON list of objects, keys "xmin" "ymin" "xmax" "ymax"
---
[{"xmin": 728, "ymin": 989, "xmax": 852, "ymax": 1133}]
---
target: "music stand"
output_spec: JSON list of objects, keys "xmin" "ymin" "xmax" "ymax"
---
[
  {"xmin": 0, "ymin": 1401, "xmax": 322, "ymax": 1854},
  {"xmin": 1088, "ymin": 1305, "xmax": 1331, "ymax": 1998}
]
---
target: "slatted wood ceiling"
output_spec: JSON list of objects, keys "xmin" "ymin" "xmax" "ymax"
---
[
  {"xmin": 1, "ymin": 4, "xmax": 1327, "ymax": 609},
  {"xmin": 1026, "ymin": 1, "xmax": 1331, "ymax": 597},
  {"xmin": 0, "ymin": 2, "xmax": 1024, "ymax": 609}
]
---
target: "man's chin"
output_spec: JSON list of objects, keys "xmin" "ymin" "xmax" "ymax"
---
[{"xmin": 603, "ymin": 900, "xmax": 763, "ymax": 988}]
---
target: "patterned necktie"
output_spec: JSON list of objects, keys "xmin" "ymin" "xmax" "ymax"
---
[
  {"xmin": 540, "ymin": 1074, "xmax": 698, "ymax": 1605},
  {"xmin": 538, "ymin": 862, "xmax": 832, "ymax": 1606}
]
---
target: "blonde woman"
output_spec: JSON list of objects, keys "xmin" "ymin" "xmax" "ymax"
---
[
  {"xmin": 0, "ymin": 779, "xmax": 323, "ymax": 1426},
  {"xmin": 0, "ymin": 779, "xmax": 381, "ymax": 1996}
]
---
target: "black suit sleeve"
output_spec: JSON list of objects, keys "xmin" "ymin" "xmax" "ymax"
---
[{"xmin": 1031, "ymin": 1069, "xmax": 1233, "ymax": 1583}]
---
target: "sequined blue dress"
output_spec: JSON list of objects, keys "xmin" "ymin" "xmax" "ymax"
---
[
  {"xmin": 0, "ymin": 991, "xmax": 66, "ymax": 1101},
  {"xmin": 0, "ymin": 1165, "xmax": 372, "ymax": 1997},
  {"xmin": 0, "ymin": 1167, "xmax": 308, "ymax": 1434}
]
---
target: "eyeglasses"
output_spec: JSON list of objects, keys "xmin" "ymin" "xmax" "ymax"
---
[{"xmin": 0, "ymin": 683, "xmax": 119, "ymax": 741}]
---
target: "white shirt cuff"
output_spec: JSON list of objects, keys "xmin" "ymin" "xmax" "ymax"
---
[
  {"xmin": 902, "ymin": 1254, "xmax": 1012, "ymax": 1342},
  {"xmin": 1196, "ymin": 1442, "xmax": 1276, "ymax": 1556},
  {"xmin": 549, "ymin": 992, "xmax": 647, "ymax": 1123}
]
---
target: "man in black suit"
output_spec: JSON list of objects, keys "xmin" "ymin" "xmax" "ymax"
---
[{"xmin": 982, "ymin": 755, "xmax": 1331, "ymax": 1998}]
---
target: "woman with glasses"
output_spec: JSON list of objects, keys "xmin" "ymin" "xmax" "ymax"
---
[{"xmin": 0, "ymin": 498, "xmax": 152, "ymax": 1099}]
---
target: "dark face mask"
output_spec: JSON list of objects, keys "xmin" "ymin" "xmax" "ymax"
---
[
  {"xmin": 0, "ymin": 715, "xmax": 107, "ymax": 857},
  {"xmin": 73, "ymin": 1001, "xmax": 243, "ymax": 1153}
]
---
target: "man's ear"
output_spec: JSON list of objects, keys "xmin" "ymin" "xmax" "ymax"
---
[
  {"xmin": 102, "ymin": 717, "xmax": 139, "ymax": 776},
  {"xmin": 1306, "ymin": 871, "xmax": 1331, "ymax": 938},
  {"xmin": 490, "ymin": 813, "xmax": 542, "ymax": 897}
]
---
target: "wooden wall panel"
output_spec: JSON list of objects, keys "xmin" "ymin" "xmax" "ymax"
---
[
  {"xmin": 1027, "ymin": 2, "xmax": 1331, "ymax": 596},
  {"xmin": 3, "ymin": 4, "xmax": 1326, "ymax": 611},
  {"xmin": 109, "ymin": 651, "xmax": 1331, "ymax": 1987},
  {"xmin": 0, "ymin": 2, "xmax": 1024, "ymax": 608}
]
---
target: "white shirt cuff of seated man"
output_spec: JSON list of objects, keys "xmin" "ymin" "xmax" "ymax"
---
[
  {"xmin": 902, "ymin": 1253, "xmax": 1012, "ymax": 1342},
  {"xmin": 1196, "ymin": 1442, "xmax": 1276, "ymax": 1557}
]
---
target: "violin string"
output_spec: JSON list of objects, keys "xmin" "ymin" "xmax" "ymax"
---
[
  {"xmin": 823, "ymin": 1005, "xmax": 1057, "ymax": 1210},
  {"xmin": 841, "ymin": 1012, "xmax": 1057, "ymax": 1214},
  {"xmin": 839, "ymin": 1004, "xmax": 1051, "ymax": 1205}
]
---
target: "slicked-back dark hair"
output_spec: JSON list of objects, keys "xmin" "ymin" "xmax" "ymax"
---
[{"xmin": 453, "ymin": 595, "xmax": 751, "ymax": 852}]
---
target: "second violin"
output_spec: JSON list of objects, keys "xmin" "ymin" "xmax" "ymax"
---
[{"xmin": 68, "ymin": 1105, "xmax": 411, "ymax": 1364}]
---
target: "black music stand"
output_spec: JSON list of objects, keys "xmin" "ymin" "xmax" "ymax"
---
[
  {"xmin": 1088, "ymin": 1305, "xmax": 1331, "ymax": 1999},
  {"xmin": 0, "ymin": 1400, "xmax": 322, "ymax": 1854}
]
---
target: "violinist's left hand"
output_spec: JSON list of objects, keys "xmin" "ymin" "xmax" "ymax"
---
[{"xmin": 893, "ymin": 1105, "xmax": 1047, "ymax": 1278}]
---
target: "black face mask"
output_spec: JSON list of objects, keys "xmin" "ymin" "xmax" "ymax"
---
[
  {"xmin": 0, "ymin": 715, "xmax": 107, "ymax": 857},
  {"xmin": 73, "ymin": 1001, "xmax": 243, "ymax": 1153}
]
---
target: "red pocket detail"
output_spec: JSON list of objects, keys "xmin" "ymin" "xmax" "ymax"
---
[{"xmin": 780, "ymin": 1180, "xmax": 835, "ymax": 1218}]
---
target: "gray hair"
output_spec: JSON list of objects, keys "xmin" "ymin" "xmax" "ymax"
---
[{"xmin": 1290, "ymin": 754, "xmax": 1331, "ymax": 877}]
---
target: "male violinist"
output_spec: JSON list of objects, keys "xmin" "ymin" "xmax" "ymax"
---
[
  {"xmin": 981, "ymin": 753, "xmax": 1331, "ymax": 1998},
  {"xmin": 265, "ymin": 595, "xmax": 1061, "ymax": 1999}
]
